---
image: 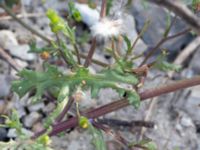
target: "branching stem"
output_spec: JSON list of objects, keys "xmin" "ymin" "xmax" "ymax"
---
[{"xmin": 33, "ymin": 76, "xmax": 200, "ymax": 138}]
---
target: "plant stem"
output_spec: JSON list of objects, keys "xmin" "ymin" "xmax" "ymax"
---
[
  {"xmin": 83, "ymin": 0, "xmax": 107, "ymax": 67},
  {"xmin": 149, "ymin": 0, "xmax": 200, "ymax": 34},
  {"xmin": 83, "ymin": 37, "xmax": 97, "ymax": 67},
  {"xmin": 125, "ymin": 20, "xmax": 150, "ymax": 59},
  {"xmin": 76, "ymin": 52, "xmax": 109, "ymax": 67},
  {"xmin": 33, "ymin": 76, "xmax": 200, "ymax": 138},
  {"xmin": 139, "ymin": 28, "xmax": 191, "ymax": 66},
  {"xmin": 73, "ymin": 44, "xmax": 81, "ymax": 65},
  {"xmin": 55, "ymin": 97, "xmax": 74, "ymax": 123},
  {"xmin": 0, "ymin": 2, "xmax": 52, "ymax": 43},
  {"xmin": 100, "ymin": 0, "xmax": 107, "ymax": 18}
]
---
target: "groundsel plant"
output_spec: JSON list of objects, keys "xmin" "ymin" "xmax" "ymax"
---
[{"xmin": 1, "ymin": 0, "xmax": 199, "ymax": 150}]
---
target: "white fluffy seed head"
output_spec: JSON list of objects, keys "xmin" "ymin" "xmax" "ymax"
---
[{"xmin": 90, "ymin": 18, "xmax": 123, "ymax": 39}]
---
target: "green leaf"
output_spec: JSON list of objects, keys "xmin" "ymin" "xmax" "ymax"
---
[
  {"xmin": 68, "ymin": 1, "xmax": 82, "ymax": 22},
  {"xmin": 192, "ymin": 0, "xmax": 200, "ymax": 10},
  {"xmin": 88, "ymin": 124, "xmax": 107, "ymax": 150},
  {"xmin": 123, "ymin": 35, "xmax": 132, "ymax": 52},
  {"xmin": 4, "ymin": 0, "xmax": 20, "ymax": 8},
  {"xmin": 153, "ymin": 51, "xmax": 181, "ymax": 72},
  {"xmin": 12, "ymin": 63, "xmax": 140, "ymax": 108},
  {"xmin": 3, "ymin": 109, "xmax": 23, "ymax": 135},
  {"xmin": 29, "ymin": 42, "xmax": 54, "ymax": 54},
  {"xmin": 44, "ymin": 97, "xmax": 68, "ymax": 128},
  {"xmin": 127, "ymin": 90, "xmax": 140, "ymax": 109},
  {"xmin": 58, "ymin": 84, "xmax": 69, "ymax": 102},
  {"xmin": 106, "ymin": 0, "xmax": 114, "ymax": 15},
  {"xmin": 91, "ymin": 85, "xmax": 100, "ymax": 99},
  {"xmin": 144, "ymin": 141, "xmax": 157, "ymax": 150},
  {"xmin": 0, "ymin": 139, "xmax": 53, "ymax": 150},
  {"xmin": 129, "ymin": 139, "xmax": 157, "ymax": 150},
  {"xmin": 12, "ymin": 65, "xmax": 63, "ymax": 100}
]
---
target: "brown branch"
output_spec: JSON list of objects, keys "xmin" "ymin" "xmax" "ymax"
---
[
  {"xmin": 84, "ymin": 0, "xmax": 107, "ymax": 67},
  {"xmin": 0, "ymin": 47, "xmax": 21, "ymax": 71},
  {"xmin": 100, "ymin": 0, "xmax": 107, "ymax": 19},
  {"xmin": 148, "ymin": 0, "xmax": 200, "ymax": 34},
  {"xmin": 32, "ymin": 76, "xmax": 200, "ymax": 138},
  {"xmin": 77, "ymin": 52, "xmax": 109, "ymax": 67},
  {"xmin": 54, "ymin": 97, "xmax": 74, "ymax": 123},
  {"xmin": 73, "ymin": 44, "xmax": 81, "ymax": 65},
  {"xmin": 140, "ymin": 28, "xmax": 190, "ymax": 66},
  {"xmin": 83, "ymin": 37, "xmax": 97, "ymax": 67}
]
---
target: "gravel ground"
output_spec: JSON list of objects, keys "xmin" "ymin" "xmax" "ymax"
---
[{"xmin": 0, "ymin": 0, "xmax": 200, "ymax": 150}]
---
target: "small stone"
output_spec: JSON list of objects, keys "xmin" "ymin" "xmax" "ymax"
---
[
  {"xmin": 7, "ymin": 128, "xmax": 17, "ymax": 138},
  {"xmin": 180, "ymin": 116, "xmax": 194, "ymax": 128},
  {"xmin": 191, "ymin": 86, "xmax": 200, "ymax": 98},
  {"xmin": 10, "ymin": 44, "xmax": 36, "ymax": 61},
  {"xmin": 43, "ymin": 103, "xmax": 56, "ymax": 113},
  {"xmin": 21, "ymin": 128, "xmax": 33, "ymax": 137},
  {"xmin": 17, "ymin": 108, "xmax": 26, "ymax": 118},
  {"xmin": 0, "ymin": 100, "xmax": 7, "ymax": 114},
  {"xmin": 0, "ymin": 127, "xmax": 8, "ymax": 141},
  {"xmin": 0, "ymin": 74, "xmax": 12, "ymax": 97},
  {"xmin": 32, "ymin": 122, "xmax": 44, "ymax": 133},
  {"xmin": 24, "ymin": 112, "xmax": 42, "ymax": 128},
  {"xmin": 0, "ymin": 30, "xmax": 36, "ymax": 61},
  {"xmin": 189, "ymin": 47, "xmax": 200, "ymax": 74},
  {"xmin": 7, "ymin": 128, "xmax": 33, "ymax": 138},
  {"xmin": 75, "ymin": 3, "xmax": 100, "ymax": 27},
  {"xmin": 28, "ymin": 102, "xmax": 45, "ymax": 112},
  {"xmin": 0, "ymin": 30, "xmax": 18, "ymax": 50},
  {"xmin": 14, "ymin": 58, "xmax": 28, "ymax": 68}
]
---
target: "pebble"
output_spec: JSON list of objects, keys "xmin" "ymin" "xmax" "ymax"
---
[
  {"xmin": 0, "ymin": 127, "xmax": 7, "ymax": 141},
  {"xmin": 24, "ymin": 112, "xmax": 42, "ymax": 128},
  {"xmin": 11, "ymin": 44, "xmax": 36, "ymax": 61},
  {"xmin": 0, "ymin": 30, "xmax": 36, "ymax": 61},
  {"xmin": 7, "ymin": 128, "xmax": 17, "ymax": 138},
  {"xmin": 43, "ymin": 102, "xmax": 56, "ymax": 113},
  {"xmin": 180, "ymin": 116, "xmax": 194, "ymax": 128},
  {"xmin": 0, "ymin": 30, "xmax": 18, "ymax": 50},
  {"xmin": 7, "ymin": 128, "xmax": 33, "ymax": 138},
  {"xmin": 28, "ymin": 102, "xmax": 45, "ymax": 112},
  {"xmin": 189, "ymin": 47, "xmax": 200, "ymax": 74},
  {"xmin": 75, "ymin": 3, "xmax": 100, "ymax": 27},
  {"xmin": 0, "ymin": 100, "xmax": 7, "ymax": 114},
  {"xmin": 121, "ymin": 13, "xmax": 147, "ymax": 54},
  {"xmin": 131, "ymin": 0, "xmax": 193, "ymax": 57},
  {"xmin": 0, "ymin": 74, "xmax": 12, "ymax": 97},
  {"xmin": 32, "ymin": 122, "xmax": 44, "ymax": 133},
  {"xmin": 0, "ymin": 116, "xmax": 7, "ymax": 141}
]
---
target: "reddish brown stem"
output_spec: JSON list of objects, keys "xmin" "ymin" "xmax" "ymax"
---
[
  {"xmin": 100, "ymin": 0, "xmax": 107, "ymax": 18},
  {"xmin": 84, "ymin": 37, "xmax": 97, "ymax": 67},
  {"xmin": 140, "ymin": 28, "xmax": 190, "ymax": 66},
  {"xmin": 55, "ymin": 97, "xmax": 74, "ymax": 123},
  {"xmin": 33, "ymin": 76, "xmax": 200, "ymax": 138},
  {"xmin": 83, "ymin": 0, "xmax": 107, "ymax": 67}
]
